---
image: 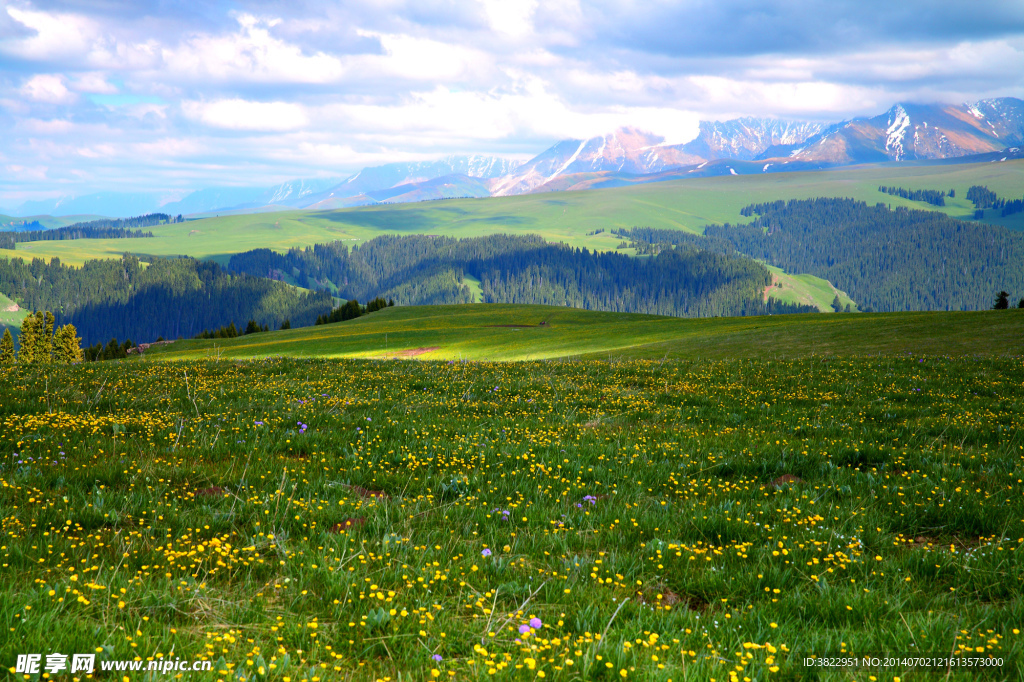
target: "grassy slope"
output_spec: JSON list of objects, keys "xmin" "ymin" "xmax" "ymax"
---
[
  {"xmin": 765, "ymin": 265, "xmax": 857, "ymax": 312},
  {"xmin": 0, "ymin": 291, "xmax": 27, "ymax": 333},
  {"xmin": 3, "ymin": 160, "xmax": 1022, "ymax": 268},
  {"xmin": 144, "ymin": 304, "xmax": 1024, "ymax": 362}
]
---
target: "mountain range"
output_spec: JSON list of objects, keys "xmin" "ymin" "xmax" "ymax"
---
[{"xmin": 5, "ymin": 97, "xmax": 1022, "ymax": 220}]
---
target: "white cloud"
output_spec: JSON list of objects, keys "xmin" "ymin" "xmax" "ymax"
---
[
  {"xmin": 71, "ymin": 72, "xmax": 119, "ymax": 94},
  {"xmin": 21, "ymin": 74, "xmax": 75, "ymax": 103},
  {"xmin": 3, "ymin": 6, "xmax": 96, "ymax": 61},
  {"xmin": 183, "ymin": 99, "xmax": 309, "ymax": 131},
  {"xmin": 163, "ymin": 14, "xmax": 345, "ymax": 83},
  {"xmin": 353, "ymin": 30, "xmax": 489, "ymax": 82},
  {"xmin": 480, "ymin": 0, "xmax": 538, "ymax": 37},
  {"xmin": 687, "ymin": 76, "xmax": 868, "ymax": 116}
]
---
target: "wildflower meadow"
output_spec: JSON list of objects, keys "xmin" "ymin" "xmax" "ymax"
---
[{"xmin": 1, "ymin": 356, "xmax": 1021, "ymax": 681}]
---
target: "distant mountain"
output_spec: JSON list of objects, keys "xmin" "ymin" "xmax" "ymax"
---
[
  {"xmin": 490, "ymin": 128, "xmax": 704, "ymax": 196},
  {"xmin": 779, "ymin": 98, "xmax": 1024, "ymax": 165},
  {"xmin": 6, "ymin": 98, "xmax": 1022, "ymax": 220},
  {"xmin": 491, "ymin": 121, "xmax": 831, "ymax": 195},
  {"xmin": 12, "ymin": 192, "xmax": 166, "ymax": 218},
  {"xmin": 302, "ymin": 155, "xmax": 520, "ymax": 209},
  {"xmin": 682, "ymin": 118, "xmax": 827, "ymax": 160},
  {"xmin": 160, "ymin": 178, "xmax": 341, "ymax": 215}
]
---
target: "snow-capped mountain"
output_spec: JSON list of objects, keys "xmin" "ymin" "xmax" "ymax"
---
[
  {"xmin": 682, "ymin": 118, "xmax": 827, "ymax": 161},
  {"xmin": 490, "ymin": 128, "xmax": 705, "ymax": 196},
  {"xmin": 8, "ymin": 98, "xmax": 1022, "ymax": 220},
  {"xmin": 782, "ymin": 98, "xmax": 1024, "ymax": 165}
]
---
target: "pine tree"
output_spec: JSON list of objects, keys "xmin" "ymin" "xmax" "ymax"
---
[
  {"xmin": 994, "ymin": 291, "xmax": 1010, "ymax": 309},
  {"xmin": 280, "ymin": 319, "xmax": 291, "ymax": 330},
  {"xmin": 0, "ymin": 328, "xmax": 14, "ymax": 364},
  {"xmin": 831, "ymin": 295, "xmax": 842, "ymax": 312},
  {"xmin": 18, "ymin": 313, "xmax": 37, "ymax": 363},
  {"xmin": 43, "ymin": 310, "xmax": 54, "ymax": 361},
  {"xmin": 53, "ymin": 323, "xmax": 84, "ymax": 364},
  {"xmin": 1018, "ymin": 298, "xmax": 1024, "ymax": 309}
]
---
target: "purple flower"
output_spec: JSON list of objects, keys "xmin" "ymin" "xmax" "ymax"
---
[
  {"xmin": 519, "ymin": 624, "xmax": 531, "ymax": 634},
  {"xmin": 529, "ymin": 617, "xmax": 543, "ymax": 629},
  {"xmin": 432, "ymin": 654, "xmax": 443, "ymax": 662},
  {"xmin": 583, "ymin": 495, "xmax": 597, "ymax": 505},
  {"xmin": 481, "ymin": 548, "xmax": 492, "ymax": 557}
]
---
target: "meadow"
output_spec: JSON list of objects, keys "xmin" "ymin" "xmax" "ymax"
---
[
  {"xmin": 2, "ymin": 345, "xmax": 1023, "ymax": 681},
  {"xmin": 144, "ymin": 304, "xmax": 1024, "ymax": 363},
  {"xmin": 2, "ymin": 160, "xmax": 1022, "ymax": 268}
]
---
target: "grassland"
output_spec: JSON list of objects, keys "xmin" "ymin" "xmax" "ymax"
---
[
  {"xmin": 763, "ymin": 266, "xmax": 857, "ymax": 313},
  {"xmin": 0, "ymin": 291, "xmax": 27, "ymax": 334},
  {"xmin": 143, "ymin": 304, "xmax": 1024, "ymax": 363},
  {"xmin": 3, "ymin": 160, "xmax": 1022, "ymax": 268},
  {"xmin": 2, "ymin": 349, "xmax": 1021, "ymax": 681}
]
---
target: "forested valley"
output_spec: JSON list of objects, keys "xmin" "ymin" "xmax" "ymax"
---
[
  {"xmin": 0, "ymin": 255, "xmax": 333, "ymax": 345},
  {"xmin": 227, "ymin": 233, "xmax": 816, "ymax": 318},
  {"xmin": 689, "ymin": 198, "xmax": 1024, "ymax": 312}
]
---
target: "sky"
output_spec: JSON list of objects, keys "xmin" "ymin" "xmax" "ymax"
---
[{"xmin": 2, "ymin": 0, "xmax": 1024, "ymax": 206}]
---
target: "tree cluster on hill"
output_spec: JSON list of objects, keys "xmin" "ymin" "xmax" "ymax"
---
[
  {"xmin": 0, "ymin": 213, "xmax": 181, "ymax": 249},
  {"xmin": 877, "ymin": 186, "xmax": 948, "ymax": 206},
  {"xmin": 0, "ymin": 310, "xmax": 83, "ymax": 364},
  {"xmin": 193, "ymin": 318, "xmax": 272, "ymax": 339},
  {"xmin": 0, "ymin": 255, "xmax": 334, "ymax": 345},
  {"xmin": 0, "ymin": 226, "xmax": 155, "ymax": 250},
  {"xmin": 228, "ymin": 233, "xmax": 817, "ymax": 318},
  {"xmin": 703, "ymin": 198, "xmax": 1024, "ymax": 312},
  {"xmin": 992, "ymin": 291, "xmax": 1024, "ymax": 309},
  {"xmin": 316, "ymin": 296, "xmax": 393, "ymax": 325},
  {"xmin": 966, "ymin": 185, "xmax": 1024, "ymax": 218},
  {"xmin": 83, "ymin": 338, "xmax": 133, "ymax": 362},
  {"xmin": 967, "ymin": 186, "xmax": 1001, "ymax": 210},
  {"xmin": 3, "ymin": 219, "xmax": 45, "ymax": 232}
]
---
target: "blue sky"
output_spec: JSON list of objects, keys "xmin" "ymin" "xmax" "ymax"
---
[{"xmin": 2, "ymin": 0, "xmax": 1023, "ymax": 206}]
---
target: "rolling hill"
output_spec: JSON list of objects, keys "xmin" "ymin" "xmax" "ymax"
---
[
  {"xmin": 4, "ymin": 158, "xmax": 1021, "ymax": 269},
  {"xmin": 142, "ymin": 304, "xmax": 1024, "ymax": 362}
]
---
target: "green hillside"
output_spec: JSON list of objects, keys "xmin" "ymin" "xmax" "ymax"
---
[
  {"xmin": 0, "ymin": 291, "xmax": 26, "ymax": 334},
  {"xmin": 3, "ymin": 160, "xmax": 1022, "ymax": 267},
  {"xmin": 143, "ymin": 303, "xmax": 1024, "ymax": 362}
]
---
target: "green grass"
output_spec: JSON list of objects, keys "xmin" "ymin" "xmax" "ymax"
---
[
  {"xmin": 766, "ymin": 266, "xmax": 857, "ymax": 312},
  {"xmin": 143, "ymin": 304, "xmax": 1024, "ymax": 362},
  {"xmin": 3, "ymin": 160, "xmax": 1022, "ymax": 268},
  {"xmin": 2, "ymin": 351, "xmax": 1021, "ymax": 680},
  {"xmin": 0, "ymin": 291, "xmax": 27, "ymax": 333},
  {"xmin": 464, "ymin": 275, "xmax": 484, "ymax": 303}
]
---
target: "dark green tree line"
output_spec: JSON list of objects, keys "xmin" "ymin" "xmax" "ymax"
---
[
  {"xmin": 0, "ymin": 255, "xmax": 333, "ymax": 345},
  {"xmin": 703, "ymin": 198, "xmax": 1024, "ymax": 312}
]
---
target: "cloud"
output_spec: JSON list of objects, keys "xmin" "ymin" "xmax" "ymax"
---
[
  {"xmin": 0, "ymin": 0, "xmax": 1021, "ymax": 203},
  {"xmin": 21, "ymin": 74, "xmax": 74, "ymax": 103},
  {"xmin": 480, "ymin": 0, "xmax": 538, "ymax": 37},
  {"xmin": 162, "ymin": 13, "xmax": 346, "ymax": 83},
  {"xmin": 72, "ymin": 72, "xmax": 119, "ymax": 94},
  {"xmin": 183, "ymin": 98, "xmax": 309, "ymax": 131}
]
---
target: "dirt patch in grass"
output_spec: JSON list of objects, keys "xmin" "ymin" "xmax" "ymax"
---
[
  {"xmin": 342, "ymin": 484, "xmax": 389, "ymax": 499},
  {"xmin": 639, "ymin": 586, "xmax": 708, "ymax": 612},
  {"xmin": 195, "ymin": 486, "xmax": 228, "ymax": 498},
  {"xmin": 770, "ymin": 474, "xmax": 804, "ymax": 489},
  {"xmin": 390, "ymin": 347, "xmax": 440, "ymax": 358},
  {"xmin": 329, "ymin": 517, "xmax": 367, "ymax": 533}
]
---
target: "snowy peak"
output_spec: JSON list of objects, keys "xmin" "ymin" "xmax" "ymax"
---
[
  {"xmin": 885, "ymin": 104, "xmax": 911, "ymax": 160},
  {"xmin": 493, "ymin": 127, "xmax": 704, "ymax": 196},
  {"xmin": 684, "ymin": 117, "xmax": 827, "ymax": 160},
  {"xmin": 778, "ymin": 98, "xmax": 1024, "ymax": 166}
]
